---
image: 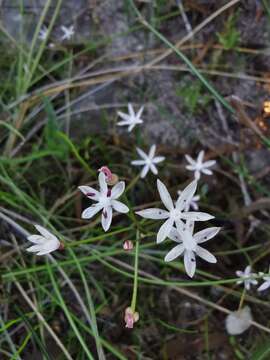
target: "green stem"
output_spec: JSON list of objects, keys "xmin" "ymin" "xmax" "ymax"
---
[{"xmin": 131, "ymin": 231, "xmax": 140, "ymax": 311}]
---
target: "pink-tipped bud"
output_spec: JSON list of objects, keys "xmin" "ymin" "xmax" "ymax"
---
[
  {"xmin": 123, "ymin": 240, "xmax": 133, "ymax": 251},
  {"xmin": 59, "ymin": 242, "xmax": 65, "ymax": 250},
  {"xmin": 98, "ymin": 166, "xmax": 113, "ymax": 181},
  {"xmin": 124, "ymin": 307, "xmax": 139, "ymax": 329},
  {"xmin": 98, "ymin": 166, "xmax": 119, "ymax": 186}
]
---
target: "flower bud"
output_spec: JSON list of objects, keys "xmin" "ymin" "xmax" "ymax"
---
[
  {"xmin": 123, "ymin": 240, "xmax": 133, "ymax": 251},
  {"xmin": 124, "ymin": 307, "xmax": 139, "ymax": 329},
  {"xmin": 98, "ymin": 166, "xmax": 119, "ymax": 185}
]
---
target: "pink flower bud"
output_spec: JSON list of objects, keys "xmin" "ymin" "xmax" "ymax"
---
[
  {"xmin": 123, "ymin": 240, "xmax": 133, "ymax": 251},
  {"xmin": 124, "ymin": 307, "xmax": 139, "ymax": 329},
  {"xmin": 98, "ymin": 166, "xmax": 113, "ymax": 182}
]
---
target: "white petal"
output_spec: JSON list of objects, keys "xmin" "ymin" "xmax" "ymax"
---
[
  {"xmin": 168, "ymin": 227, "xmax": 183, "ymax": 243},
  {"xmin": 185, "ymin": 154, "xmax": 196, "ymax": 166},
  {"xmin": 34, "ymin": 225, "xmax": 57, "ymax": 241},
  {"xmin": 136, "ymin": 208, "xmax": 169, "ymax": 219},
  {"xmin": 201, "ymin": 168, "xmax": 213, "ymax": 175},
  {"xmin": 153, "ymin": 156, "xmax": 165, "ymax": 164},
  {"xmin": 81, "ymin": 205, "xmax": 102, "ymax": 219},
  {"xmin": 176, "ymin": 180, "xmax": 198, "ymax": 211},
  {"xmin": 27, "ymin": 235, "xmax": 45, "ymax": 244},
  {"xmin": 236, "ymin": 271, "xmax": 244, "ymax": 277},
  {"xmin": 128, "ymin": 103, "xmax": 135, "ymax": 117},
  {"xmin": 258, "ymin": 281, "xmax": 270, "ymax": 292},
  {"xmin": 203, "ymin": 160, "xmax": 216, "ymax": 168},
  {"xmin": 131, "ymin": 160, "xmax": 146, "ymax": 166},
  {"xmin": 194, "ymin": 227, "xmax": 221, "ymax": 244},
  {"xmin": 117, "ymin": 111, "xmax": 131, "ymax": 122},
  {"xmin": 111, "ymin": 181, "xmax": 125, "ymax": 199},
  {"xmin": 196, "ymin": 245, "xmax": 217, "ymax": 263},
  {"xmin": 157, "ymin": 218, "xmax": 174, "ymax": 244},
  {"xmin": 245, "ymin": 266, "xmax": 251, "ymax": 276},
  {"xmin": 136, "ymin": 147, "xmax": 148, "ymax": 160},
  {"xmin": 78, "ymin": 185, "xmax": 99, "ymax": 201},
  {"xmin": 186, "ymin": 165, "xmax": 196, "ymax": 171},
  {"xmin": 149, "ymin": 145, "xmax": 156, "ymax": 159},
  {"xmin": 128, "ymin": 124, "xmax": 135, "ymax": 132},
  {"xmin": 182, "ymin": 211, "xmax": 214, "ymax": 221},
  {"xmin": 117, "ymin": 120, "xmax": 130, "ymax": 126},
  {"xmin": 136, "ymin": 105, "xmax": 144, "ymax": 119},
  {"xmin": 157, "ymin": 179, "xmax": 174, "ymax": 211},
  {"xmin": 101, "ymin": 206, "xmax": 112, "ymax": 232},
  {"xmin": 140, "ymin": 165, "xmax": 149, "ymax": 178},
  {"xmin": 111, "ymin": 200, "xmax": 129, "ymax": 213},
  {"xmin": 165, "ymin": 244, "xmax": 185, "ymax": 262},
  {"xmin": 98, "ymin": 172, "xmax": 107, "ymax": 194},
  {"xmin": 27, "ymin": 244, "xmax": 43, "ymax": 253},
  {"xmin": 197, "ymin": 150, "xmax": 205, "ymax": 164},
  {"xmin": 150, "ymin": 164, "xmax": 158, "ymax": 175},
  {"xmin": 184, "ymin": 251, "xmax": 196, "ymax": 278}
]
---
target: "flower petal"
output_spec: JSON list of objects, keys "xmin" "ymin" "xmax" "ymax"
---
[
  {"xmin": 128, "ymin": 103, "xmax": 135, "ymax": 117},
  {"xmin": 78, "ymin": 185, "xmax": 99, "ymax": 201},
  {"xmin": 149, "ymin": 145, "xmax": 156, "ymax": 159},
  {"xmin": 168, "ymin": 227, "xmax": 183, "ymax": 243},
  {"xmin": 150, "ymin": 164, "xmax": 158, "ymax": 175},
  {"xmin": 141, "ymin": 164, "xmax": 149, "ymax": 178},
  {"xmin": 196, "ymin": 245, "xmax": 217, "ymax": 263},
  {"xmin": 197, "ymin": 150, "xmax": 205, "ymax": 164},
  {"xmin": 117, "ymin": 111, "xmax": 131, "ymax": 122},
  {"xmin": 165, "ymin": 244, "xmax": 184, "ymax": 262},
  {"xmin": 111, "ymin": 200, "xmax": 129, "ymax": 213},
  {"xmin": 195, "ymin": 170, "xmax": 201, "ymax": 180},
  {"xmin": 131, "ymin": 160, "xmax": 146, "ymax": 166},
  {"xmin": 176, "ymin": 180, "xmax": 198, "ymax": 211},
  {"xmin": 136, "ymin": 105, "xmax": 144, "ymax": 119},
  {"xmin": 111, "ymin": 181, "xmax": 125, "ymax": 198},
  {"xmin": 258, "ymin": 281, "xmax": 270, "ymax": 292},
  {"xmin": 185, "ymin": 154, "xmax": 196, "ymax": 166},
  {"xmin": 157, "ymin": 179, "xmax": 174, "ymax": 211},
  {"xmin": 27, "ymin": 244, "xmax": 42, "ymax": 253},
  {"xmin": 182, "ymin": 211, "xmax": 214, "ymax": 221},
  {"xmin": 136, "ymin": 208, "xmax": 169, "ymax": 219},
  {"xmin": 194, "ymin": 227, "xmax": 221, "ymax": 244},
  {"xmin": 153, "ymin": 156, "xmax": 165, "ymax": 164},
  {"xmin": 101, "ymin": 206, "xmax": 112, "ymax": 232},
  {"xmin": 201, "ymin": 168, "xmax": 213, "ymax": 175},
  {"xmin": 203, "ymin": 160, "xmax": 216, "ymax": 168},
  {"xmin": 81, "ymin": 205, "xmax": 102, "ymax": 219},
  {"xmin": 34, "ymin": 225, "xmax": 57, "ymax": 241},
  {"xmin": 184, "ymin": 251, "xmax": 196, "ymax": 278},
  {"xmin": 98, "ymin": 172, "xmax": 107, "ymax": 195},
  {"xmin": 157, "ymin": 218, "xmax": 174, "ymax": 243},
  {"xmin": 27, "ymin": 235, "xmax": 45, "ymax": 244},
  {"xmin": 136, "ymin": 147, "xmax": 148, "ymax": 160}
]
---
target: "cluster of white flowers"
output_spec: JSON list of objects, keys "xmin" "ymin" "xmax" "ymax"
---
[
  {"xmin": 236, "ymin": 265, "xmax": 270, "ymax": 292},
  {"xmin": 38, "ymin": 25, "xmax": 75, "ymax": 42},
  {"xmin": 136, "ymin": 179, "xmax": 220, "ymax": 277}
]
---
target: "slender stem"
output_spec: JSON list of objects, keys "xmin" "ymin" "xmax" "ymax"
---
[
  {"xmin": 131, "ymin": 231, "xmax": 140, "ymax": 312},
  {"xmin": 238, "ymin": 289, "xmax": 246, "ymax": 310}
]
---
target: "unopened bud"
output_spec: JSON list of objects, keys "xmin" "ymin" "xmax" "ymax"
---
[
  {"xmin": 123, "ymin": 240, "xmax": 133, "ymax": 251},
  {"xmin": 124, "ymin": 307, "xmax": 139, "ymax": 329}
]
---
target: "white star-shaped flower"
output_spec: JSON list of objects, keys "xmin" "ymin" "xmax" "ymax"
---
[
  {"xmin": 79, "ymin": 172, "xmax": 129, "ymax": 232},
  {"xmin": 61, "ymin": 25, "xmax": 75, "ymax": 40},
  {"xmin": 236, "ymin": 265, "xmax": 258, "ymax": 290},
  {"xmin": 117, "ymin": 103, "xmax": 144, "ymax": 132},
  {"xmin": 136, "ymin": 179, "xmax": 214, "ymax": 244},
  {"xmin": 164, "ymin": 220, "xmax": 220, "ymax": 278},
  {"xmin": 185, "ymin": 150, "xmax": 216, "ymax": 180},
  {"xmin": 131, "ymin": 145, "xmax": 165, "ymax": 178},
  {"xmin": 177, "ymin": 190, "xmax": 200, "ymax": 211},
  {"xmin": 257, "ymin": 267, "xmax": 270, "ymax": 292},
  {"xmin": 38, "ymin": 26, "xmax": 48, "ymax": 40},
  {"xmin": 27, "ymin": 225, "xmax": 60, "ymax": 256},
  {"xmin": 225, "ymin": 306, "xmax": 253, "ymax": 335}
]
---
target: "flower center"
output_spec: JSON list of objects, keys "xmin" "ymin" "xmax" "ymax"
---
[
  {"xmin": 170, "ymin": 208, "xmax": 182, "ymax": 220},
  {"xmin": 182, "ymin": 231, "xmax": 197, "ymax": 251}
]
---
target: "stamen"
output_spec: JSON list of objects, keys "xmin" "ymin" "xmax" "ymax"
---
[
  {"xmin": 103, "ymin": 210, "xmax": 107, "ymax": 218},
  {"xmin": 107, "ymin": 189, "xmax": 111, "ymax": 197}
]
